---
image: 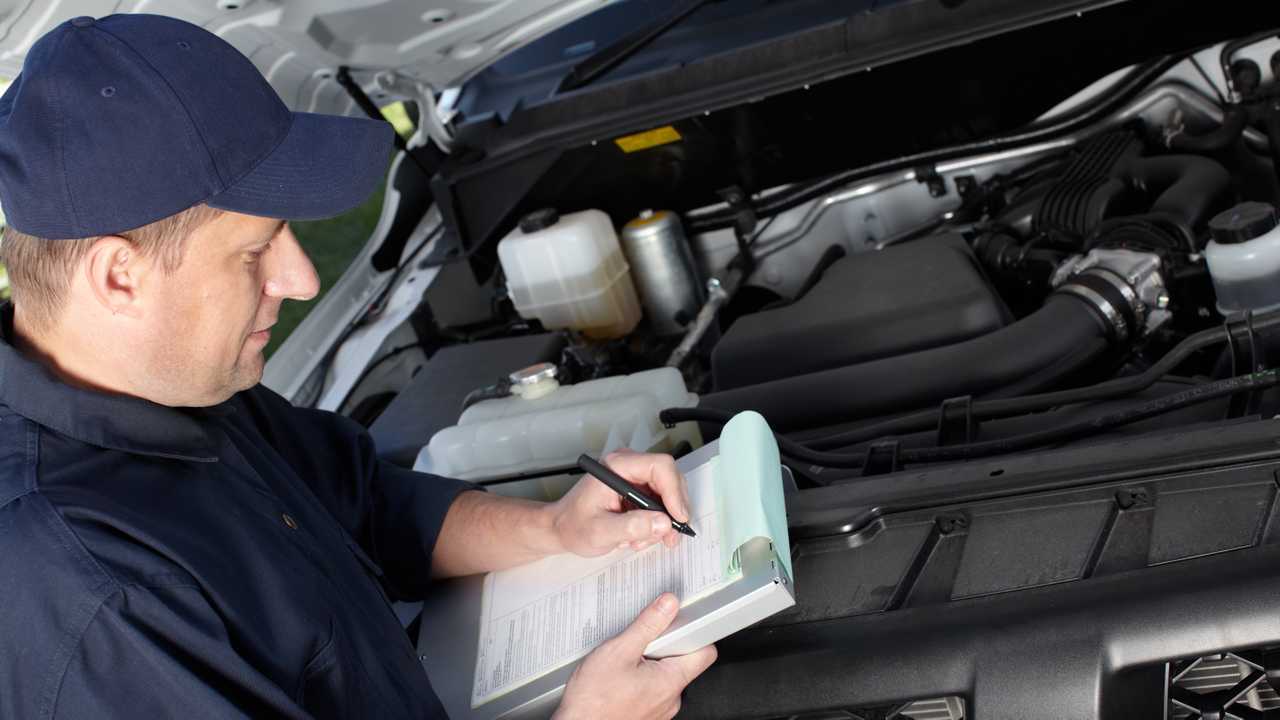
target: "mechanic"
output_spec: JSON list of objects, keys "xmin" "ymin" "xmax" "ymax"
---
[{"xmin": 0, "ymin": 14, "xmax": 715, "ymax": 720}]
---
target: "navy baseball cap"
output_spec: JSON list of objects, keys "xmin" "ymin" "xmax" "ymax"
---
[{"xmin": 0, "ymin": 14, "xmax": 393, "ymax": 238}]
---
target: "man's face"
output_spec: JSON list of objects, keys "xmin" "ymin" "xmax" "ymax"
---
[{"xmin": 141, "ymin": 212, "xmax": 319, "ymax": 406}]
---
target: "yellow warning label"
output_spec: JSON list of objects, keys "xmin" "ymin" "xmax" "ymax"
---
[{"xmin": 613, "ymin": 125, "xmax": 682, "ymax": 153}]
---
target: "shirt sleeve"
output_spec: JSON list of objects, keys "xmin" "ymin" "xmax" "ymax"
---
[
  {"xmin": 239, "ymin": 385, "xmax": 477, "ymax": 601},
  {"xmin": 54, "ymin": 584, "xmax": 306, "ymax": 720}
]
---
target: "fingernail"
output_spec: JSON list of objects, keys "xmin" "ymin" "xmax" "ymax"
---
[
  {"xmin": 617, "ymin": 541, "xmax": 629, "ymax": 549},
  {"xmin": 651, "ymin": 516, "xmax": 667, "ymax": 534},
  {"xmin": 657, "ymin": 594, "xmax": 677, "ymax": 614}
]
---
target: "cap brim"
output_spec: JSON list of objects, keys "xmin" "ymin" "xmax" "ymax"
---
[{"xmin": 206, "ymin": 111, "xmax": 393, "ymax": 221}]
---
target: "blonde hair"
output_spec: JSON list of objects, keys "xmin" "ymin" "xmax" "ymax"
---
[{"xmin": 0, "ymin": 204, "xmax": 224, "ymax": 331}]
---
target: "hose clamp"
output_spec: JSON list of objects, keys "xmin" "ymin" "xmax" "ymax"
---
[
  {"xmin": 1058, "ymin": 282, "xmax": 1130, "ymax": 343},
  {"xmin": 1083, "ymin": 268, "xmax": 1141, "ymax": 317}
]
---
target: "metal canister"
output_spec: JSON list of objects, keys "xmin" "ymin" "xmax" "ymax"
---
[{"xmin": 620, "ymin": 209, "xmax": 705, "ymax": 336}]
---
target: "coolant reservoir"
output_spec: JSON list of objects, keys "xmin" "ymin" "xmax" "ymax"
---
[
  {"xmin": 1205, "ymin": 202, "xmax": 1280, "ymax": 314},
  {"xmin": 415, "ymin": 367, "xmax": 700, "ymax": 483},
  {"xmin": 498, "ymin": 208, "xmax": 642, "ymax": 338}
]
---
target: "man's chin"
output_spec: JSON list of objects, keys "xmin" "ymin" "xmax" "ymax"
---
[{"xmin": 231, "ymin": 350, "xmax": 266, "ymax": 393}]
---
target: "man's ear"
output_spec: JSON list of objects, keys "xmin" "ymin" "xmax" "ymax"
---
[{"xmin": 82, "ymin": 236, "xmax": 151, "ymax": 319}]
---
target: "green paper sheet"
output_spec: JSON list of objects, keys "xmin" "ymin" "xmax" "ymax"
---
[{"xmin": 715, "ymin": 411, "xmax": 793, "ymax": 581}]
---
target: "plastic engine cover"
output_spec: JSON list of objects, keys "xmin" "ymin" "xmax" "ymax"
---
[{"xmin": 712, "ymin": 234, "xmax": 1010, "ymax": 390}]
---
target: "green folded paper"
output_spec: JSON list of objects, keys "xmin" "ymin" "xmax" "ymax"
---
[{"xmin": 714, "ymin": 410, "xmax": 792, "ymax": 581}]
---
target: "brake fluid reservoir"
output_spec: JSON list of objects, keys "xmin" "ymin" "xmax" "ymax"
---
[
  {"xmin": 415, "ymin": 367, "xmax": 700, "ymax": 483},
  {"xmin": 1205, "ymin": 201, "xmax": 1280, "ymax": 314},
  {"xmin": 621, "ymin": 210, "xmax": 704, "ymax": 336},
  {"xmin": 498, "ymin": 208, "xmax": 642, "ymax": 338}
]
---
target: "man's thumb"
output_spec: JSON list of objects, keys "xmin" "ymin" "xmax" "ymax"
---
[
  {"xmin": 617, "ymin": 593, "xmax": 679, "ymax": 655},
  {"xmin": 603, "ymin": 510, "xmax": 669, "ymax": 546}
]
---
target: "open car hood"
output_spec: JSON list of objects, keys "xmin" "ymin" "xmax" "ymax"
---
[
  {"xmin": 0, "ymin": 0, "xmax": 610, "ymax": 117},
  {"xmin": 0, "ymin": 0, "xmax": 1129, "ymax": 128}
]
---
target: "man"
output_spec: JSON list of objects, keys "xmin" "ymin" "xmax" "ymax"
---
[{"xmin": 0, "ymin": 14, "xmax": 715, "ymax": 720}]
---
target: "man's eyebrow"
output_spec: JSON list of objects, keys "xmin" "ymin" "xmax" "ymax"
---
[{"xmin": 243, "ymin": 220, "xmax": 286, "ymax": 249}]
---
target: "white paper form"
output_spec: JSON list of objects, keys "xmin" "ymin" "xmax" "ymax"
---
[{"xmin": 471, "ymin": 461, "xmax": 731, "ymax": 707}]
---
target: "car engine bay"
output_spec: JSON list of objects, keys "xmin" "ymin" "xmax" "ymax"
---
[
  {"xmin": 343, "ymin": 20, "xmax": 1280, "ymax": 720},
  {"xmin": 363, "ymin": 35, "xmax": 1280, "ymax": 490}
]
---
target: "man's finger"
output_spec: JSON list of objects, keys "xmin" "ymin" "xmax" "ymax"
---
[
  {"xmin": 658, "ymin": 644, "xmax": 718, "ymax": 686},
  {"xmin": 603, "ymin": 452, "xmax": 691, "ymax": 524},
  {"xmin": 617, "ymin": 593, "xmax": 679, "ymax": 655}
]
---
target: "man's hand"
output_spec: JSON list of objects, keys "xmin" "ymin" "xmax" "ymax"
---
[
  {"xmin": 554, "ymin": 593, "xmax": 717, "ymax": 720},
  {"xmin": 550, "ymin": 450, "xmax": 693, "ymax": 557}
]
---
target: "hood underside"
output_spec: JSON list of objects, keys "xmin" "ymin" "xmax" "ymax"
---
[
  {"xmin": 0, "ymin": 0, "xmax": 1129, "ymax": 126},
  {"xmin": 0, "ymin": 0, "xmax": 610, "ymax": 117}
]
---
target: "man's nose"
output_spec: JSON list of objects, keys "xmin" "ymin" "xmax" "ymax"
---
[{"xmin": 263, "ymin": 224, "xmax": 320, "ymax": 301}]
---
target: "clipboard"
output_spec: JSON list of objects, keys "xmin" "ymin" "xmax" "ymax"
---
[{"xmin": 415, "ymin": 437, "xmax": 796, "ymax": 720}]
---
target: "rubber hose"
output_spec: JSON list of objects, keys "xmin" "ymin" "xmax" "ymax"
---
[
  {"xmin": 665, "ymin": 369, "xmax": 1280, "ymax": 472},
  {"xmin": 1168, "ymin": 105, "xmax": 1249, "ymax": 153},
  {"xmin": 1265, "ymin": 103, "xmax": 1280, "ymax": 200},
  {"xmin": 670, "ymin": 307, "xmax": 1280, "ymax": 452},
  {"xmin": 1115, "ymin": 154, "xmax": 1233, "ymax": 231},
  {"xmin": 698, "ymin": 294, "xmax": 1110, "ymax": 431}
]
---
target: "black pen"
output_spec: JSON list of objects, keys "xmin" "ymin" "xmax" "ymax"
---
[{"xmin": 577, "ymin": 454, "xmax": 696, "ymax": 538}]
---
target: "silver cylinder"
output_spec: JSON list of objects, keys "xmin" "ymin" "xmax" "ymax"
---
[{"xmin": 620, "ymin": 209, "xmax": 704, "ymax": 336}]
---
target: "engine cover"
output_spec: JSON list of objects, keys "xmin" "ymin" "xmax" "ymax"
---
[{"xmin": 712, "ymin": 235, "xmax": 1010, "ymax": 390}]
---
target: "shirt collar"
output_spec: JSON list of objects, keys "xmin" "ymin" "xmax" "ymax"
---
[{"xmin": 0, "ymin": 303, "xmax": 221, "ymax": 463}]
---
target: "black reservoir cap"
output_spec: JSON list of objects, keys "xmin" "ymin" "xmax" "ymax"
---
[
  {"xmin": 519, "ymin": 208, "xmax": 560, "ymax": 234},
  {"xmin": 1209, "ymin": 201, "xmax": 1278, "ymax": 244}
]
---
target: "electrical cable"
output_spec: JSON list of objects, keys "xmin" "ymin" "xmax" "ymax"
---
[
  {"xmin": 660, "ymin": 309, "xmax": 1280, "ymax": 453},
  {"xmin": 461, "ymin": 378, "xmax": 513, "ymax": 414},
  {"xmin": 686, "ymin": 55, "xmax": 1182, "ymax": 234},
  {"xmin": 663, "ymin": 369, "xmax": 1280, "ymax": 473},
  {"xmin": 748, "ymin": 143, "xmax": 1080, "ymax": 262},
  {"xmin": 801, "ymin": 310, "xmax": 1280, "ymax": 449}
]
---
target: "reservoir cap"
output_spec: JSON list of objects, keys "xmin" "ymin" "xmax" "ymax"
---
[
  {"xmin": 1210, "ymin": 201, "xmax": 1278, "ymax": 244},
  {"xmin": 519, "ymin": 208, "xmax": 560, "ymax": 233},
  {"xmin": 508, "ymin": 362, "xmax": 559, "ymax": 400}
]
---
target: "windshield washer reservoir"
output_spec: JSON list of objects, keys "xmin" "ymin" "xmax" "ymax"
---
[{"xmin": 416, "ymin": 368, "xmax": 700, "ymax": 492}]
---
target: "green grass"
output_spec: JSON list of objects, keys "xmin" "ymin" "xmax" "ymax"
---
[
  {"xmin": 266, "ymin": 102, "xmax": 413, "ymax": 357},
  {"xmin": 267, "ymin": 179, "xmax": 386, "ymax": 357}
]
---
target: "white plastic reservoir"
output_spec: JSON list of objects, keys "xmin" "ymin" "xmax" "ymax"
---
[
  {"xmin": 1205, "ymin": 201, "xmax": 1280, "ymax": 314},
  {"xmin": 416, "ymin": 367, "xmax": 700, "ymax": 488},
  {"xmin": 498, "ymin": 208, "xmax": 642, "ymax": 338}
]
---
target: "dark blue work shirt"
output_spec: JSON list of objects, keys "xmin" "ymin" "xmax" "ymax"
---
[{"xmin": 0, "ymin": 305, "xmax": 474, "ymax": 718}]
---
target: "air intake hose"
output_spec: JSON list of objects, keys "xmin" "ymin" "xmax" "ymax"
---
[
  {"xmin": 699, "ymin": 291, "xmax": 1121, "ymax": 432},
  {"xmin": 1115, "ymin": 154, "xmax": 1232, "ymax": 233}
]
